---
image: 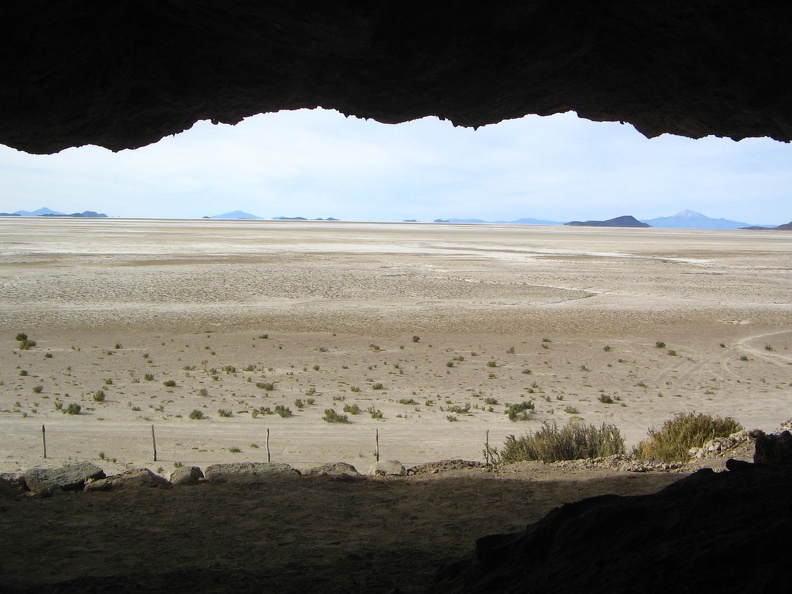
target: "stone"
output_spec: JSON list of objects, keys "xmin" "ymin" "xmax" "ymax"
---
[
  {"xmin": 430, "ymin": 463, "xmax": 792, "ymax": 593},
  {"xmin": 169, "ymin": 466, "xmax": 204, "ymax": 486},
  {"xmin": 753, "ymin": 429, "xmax": 792, "ymax": 466},
  {"xmin": 304, "ymin": 462, "xmax": 364, "ymax": 480},
  {"xmin": 368, "ymin": 460, "xmax": 405, "ymax": 476},
  {"xmin": 24, "ymin": 462, "xmax": 105, "ymax": 494},
  {"xmin": 203, "ymin": 462, "xmax": 300, "ymax": 484},
  {"xmin": 84, "ymin": 468, "xmax": 171, "ymax": 492}
]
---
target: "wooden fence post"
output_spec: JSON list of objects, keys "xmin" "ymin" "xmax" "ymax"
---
[
  {"xmin": 266, "ymin": 428, "xmax": 271, "ymax": 462},
  {"xmin": 42, "ymin": 424, "xmax": 47, "ymax": 459},
  {"xmin": 151, "ymin": 425, "xmax": 157, "ymax": 462}
]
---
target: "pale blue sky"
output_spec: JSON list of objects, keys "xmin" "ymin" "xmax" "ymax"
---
[{"xmin": 1, "ymin": 108, "xmax": 790, "ymax": 224}]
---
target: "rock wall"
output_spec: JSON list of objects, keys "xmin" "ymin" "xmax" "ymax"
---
[{"xmin": 2, "ymin": 1, "xmax": 792, "ymax": 154}]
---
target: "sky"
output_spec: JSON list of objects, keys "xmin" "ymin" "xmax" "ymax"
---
[{"xmin": 0, "ymin": 108, "xmax": 790, "ymax": 224}]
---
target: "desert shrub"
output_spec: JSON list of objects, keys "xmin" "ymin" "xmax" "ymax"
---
[
  {"xmin": 447, "ymin": 415, "xmax": 458, "ymax": 422},
  {"xmin": 564, "ymin": 405, "xmax": 580, "ymax": 414},
  {"xmin": 633, "ymin": 412, "xmax": 743, "ymax": 462},
  {"xmin": 447, "ymin": 404, "xmax": 470, "ymax": 414},
  {"xmin": 506, "ymin": 400, "xmax": 534, "ymax": 421},
  {"xmin": 655, "ymin": 341, "xmax": 666, "ymax": 349},
  {"xmin": 229, "ymin": 446, "xmax": 241, "ymax": 453},
  {"xmin": 372, "ymin": 383, "xmax": 384, "ymax": 390},
  {"xmin": 323, "ymin": 408, "xmax": 349, "ymax": 423},
  {"xmin": 163, "ymin": 379, "xmax": 176, "ymax": 387},
  {"xmin": 274, "ymin": 405, "xmax": 291, "ymax": 417},
  {"xmin": 484, "ymin": 397, "xmax": 499, "ymax": 405},
  {"xmin": 93, "ymin": 390, "xmax": 106, "ymax": 402},
  {"xmin": 15, "ymin": 333, "xmax": 27, "ymax": 341},
  {"xmin": 18, "ymin": 339, "xmax": 36, "ymax": 350},
  {"xmin": 496, "ymin": 421, "xmax": 625, "ymax": 463},
  {"xmin": 398, "ymin": 398, "xmax": 417, "ymax": 405},
  {"xmin": 189, "ymin": 409, "xmax": 204, "ymax": 420},
  {"xmin": 412, "ymin": 335, "xmax": 420, "ymax": 343},
  {"xmin": 144, "ymin": 373, "xmax": 154, "ymax": 381},
  {"xmin": 66, "ymin": 403, "xmax": 81, "ymax": 415},
  {"xmin": 486, "ymin": 360, "xmax": 497, "ymax": 367},
  {"xmin": 217, "ymin": 408, "xmax": 232, "ymax": 417},
  {"xmin": 343, "ymin": 403, "xmax": 360, "ymax": 415},
  {"xmin": 598, "ymin": 394, "xmax": 614, "ymax": 404},
  {"xmin": 32, "ymin": 385, "xmax": 43, "ymax": 394},
  {"xmin": 256, "ymin": 381, "xmax": 275, "ymax": 391}
]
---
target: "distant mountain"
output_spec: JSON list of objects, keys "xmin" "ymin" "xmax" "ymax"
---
[
  {"xmin": 0, "ymin": 212, "xmax": 20, "ymax": 217},
  {"xmin": 41, "ymin": 211, "xmax": 107, "ymax": 218},
  {"xmin": 642, "ymin": 210, "xmax": 750, "ymax": 229},
  {"xmin": 743, "ymin": 221, "xmax": 792, "ymax": 231},
  {"xmin": 273, "ymin": 216, "xmax": 307, "ymax": 220},
  {"xmin": 14, "ymin": 207, "xmax": 64, "ymax": 216},
  {"xmin": 12, "ymin": 207, "xmax": 107, "ymax": 218},
  {"xmin": 440, "ymin": 217, "xmax": 565, "ymax": 225},
  {"xmin": 566, "ymin": 215, "xmax": 650, "ymax": 228},
  {"xmin": 210, "ymin": 211, "xmax": 263, "ymax": 219}
]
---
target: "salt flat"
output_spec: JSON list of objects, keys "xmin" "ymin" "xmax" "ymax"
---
[{"xmin": 1, "ymin": 218, "xmax": 790, "ymax": 474}]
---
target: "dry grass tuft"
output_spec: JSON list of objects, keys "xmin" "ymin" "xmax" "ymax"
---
[{"xmin": 633, "ymin": 412, "xmax": 743, "ymax": 462}]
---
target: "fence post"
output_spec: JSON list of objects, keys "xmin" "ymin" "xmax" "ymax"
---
[
  {"xmin": 42, "ymin": 424, "xmax": 47, "ymax": 459},
  {"xmin": 375, "ymin": 428, "xmax": 380, "ymax": 462},
  {"xmin": 485, "ymin": 430, "xmax": 490, "ymax": 466},
  {"xmin": 151, "ymin": 425, "xmax": 157, "ymax": 462},
  {"xmin": 266, "ymin": 428, "xmax": 271, "ymax": 462}
]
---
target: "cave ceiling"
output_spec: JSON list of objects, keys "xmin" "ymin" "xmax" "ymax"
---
[{"xmin": 2, "ymin": 1, "xmax": 792, "ymax": 155}]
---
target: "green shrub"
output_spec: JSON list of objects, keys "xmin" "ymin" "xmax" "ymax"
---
[
  {"xmin": 496, "ymin": 421, "xmax": 625, "ymax": 463},
  {"xmin": 163, "ymin": 379, "xmax": 176, "ymax": 387},
  {"xmin": 506, "ymin": 400, "xmax": 534, "ymax": 421},
  {"xmin": 372, "ymin": 382, "xmax": 384, "ymax": 390},
  {"xmin": 447, "ymin": 404, "xmax": 470, "ymax": 414},
  {"xmin": 343, "ymin": 403, "xmax": 360, "ymax": 415},
  {"xmin": 217, "ymin": 408, "xmax": 232, "ymax": 417},
  {"xmin": 144, "ymin": 373, "xmax": 154, "ymax": 381},
  {"xmin": 598, "ymin": 394, "xmax": 614, "ymax": 404},
  {"xmin": 398, "ymin": 398, "xmax": 417, "ymax": 405},
  {"xmin": 274, "ymin": 405, "xmax": 291, "ymax": 417},
  {"xmin": 15, "ymin": 333, "xmax": 27, "ymax": 341},
  {"xmin": 93, "ymin": 390, "xmax": 106, "ymax": 402},
  {"xmin": 486, "ymin": 360, "xmax": 497, "ymax": 367},
  {"xmin": 633, "ymin": 412, "xmax": 743, "ymax": 462},
  {"xmin": 656, "ymin": 341, "xmax": 666, "ymax": 349},
  {"xmin": 564, "ymin": 405, "xmax": 580, "ymax": 414},
  {"xmin": 189, "ymin": 409, "xmax": 204, "ymax": 420},
  {"xmin": 412, "ymin": 335, "xmax": 420, "ymax": 343},
  {"xmin": 323, "ymin": 408, "xmax": 349, "ymax": 423},
  {"xmin": 32, "ymin": 385, "xmax": 43, "ymax": 394},
  {"xmin": 66, "ymin": 403, "xmax": 81, "ymax": 415},
  {"xmin": 256, "ymin": 381, "xmax": 275, "ymax": 391},
  {"xmin": 18, "ymin": 339, "xmax": 36, "ymax": 350}
]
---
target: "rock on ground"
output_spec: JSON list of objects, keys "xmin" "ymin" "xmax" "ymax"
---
[
  {"xmin": 304, "ymin": 462, "xmax": 363, "ymax": 480},
  {"xmin": 24, "ymin": 462, "xmax": 105, "ymax": 494},
  {"xmin": 84, "ymin": 468, "xmax": 171, "ymax": 492},
  {"xmin": 169, "ymin": 466, "xmax": 204, "ymax": 486},
  {"xmin": 368, "ymin": 460, "xmax": 405, "ymax": 476},
  {"xmin": 203, "ymin": 462, "xmax": 300, "ymax": 484}
]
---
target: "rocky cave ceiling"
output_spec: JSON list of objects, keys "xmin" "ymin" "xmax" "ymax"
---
[{"xmin": 2, "ymin": 1, "xmax": 792, "ymax": 155}]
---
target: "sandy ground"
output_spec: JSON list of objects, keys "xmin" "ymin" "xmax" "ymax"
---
[
  {"xmin": 0, "ymin": 218, "xmax": 790, "ymax": 475},
  {"xmin": 1, "ymin": 218, "xmax": 790, "ymax": 592}
]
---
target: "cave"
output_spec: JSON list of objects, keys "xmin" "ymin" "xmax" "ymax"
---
[{"xmin": 2, "ymin": 3, "xmax": 791, "ymax": 593}]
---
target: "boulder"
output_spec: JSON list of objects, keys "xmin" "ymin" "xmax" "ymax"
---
[
  {"xmin": 169, "ymin": 466, "xmax": 204, "ymax": 486},
  {"xmin": 24, "ymin": 462, "xmax": 105, "ymax": 494},
  {"xmin": 203, "ymin": 462, "xmax": 300, "ymax": 484},
  {"xmin": 84, "ymin": 468, "xmax": 171, "ymax": 492},
  {"xmin": 368, "ymin": 460, "xmax": 405, "ymax": 476},
  {"xmin": 430, "ymin": 463, "xmax": 792, "ymax": 593},
  {"xmin": 0, "ymin": 474, "xmax": 26, "ymax": 498},
  {"xmin": 304, "ymin": 462, "xmax": 364, "ymax": 480},
  {"xmin": 752, "ymin": 429, "xmax": 792, "ymax": 465}
]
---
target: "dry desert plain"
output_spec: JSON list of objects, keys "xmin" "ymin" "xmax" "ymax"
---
[{"xmin": 1, "ymin": 218, "xmax": 791, "ymax": 592}]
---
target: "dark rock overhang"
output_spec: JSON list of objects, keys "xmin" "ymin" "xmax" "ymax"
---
[{"xmin": 2, "ymin": 1, "xmax": 792, "ymax": 154}]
